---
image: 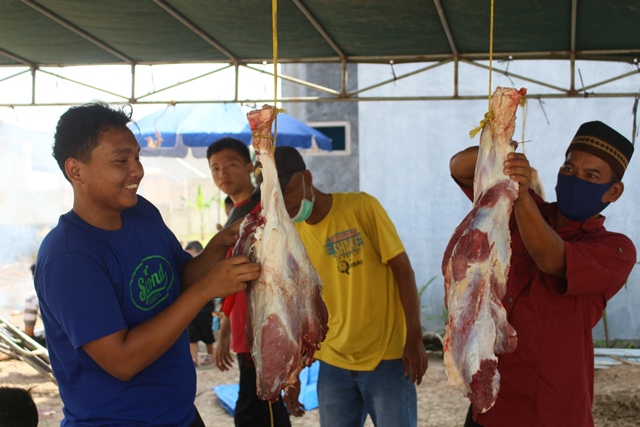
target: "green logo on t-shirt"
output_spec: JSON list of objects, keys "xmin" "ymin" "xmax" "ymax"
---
[{"xmin": 130, "ymin": 256, "xmax": 174, "ymax": 310}]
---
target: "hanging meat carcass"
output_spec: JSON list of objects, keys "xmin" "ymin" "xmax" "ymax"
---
[
  {"xmin": 233, "ymin": 105, "xmax": 329, "ymax": 401},
  {"xmin": 441, "ymin": 87, "xmax": 526, "ymax": 413}
]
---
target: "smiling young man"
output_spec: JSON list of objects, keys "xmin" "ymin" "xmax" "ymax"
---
[
  {"xmin": 34, "ymin": 102, "xmax": 260, "ymax": 427},
  {"xmin": 449, "ymin": 121, "xmax": 636, "ymax": 427}
]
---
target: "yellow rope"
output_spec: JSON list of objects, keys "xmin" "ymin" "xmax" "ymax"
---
[
  {"xmin": 469, "ymin": 111, "xmax": 492, "ymax": 139},
  {"xmin": 249, "ymin": 1, "xmax": 284, "ymax": 151},
  {"xmin": 269, "ymin": 401, "xmax": 274, "ymax": 427},
  {"xmin": 488, "ymin": 0, "xmax": 494, "ymax": 111},
  {"xmin": 272, "ymin": 0, "xmax": 278, "ymax": 149},
  {"xmin": 469, "ymin": 0, "xmax": 495, "ymax": 139}
]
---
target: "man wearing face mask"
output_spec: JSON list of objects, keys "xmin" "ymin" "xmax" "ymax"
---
[
  {"xmin": 450, "ymin": 120, "xmax": 636, "ymax": 427},
  {"xmin": 270, "ymin": 147, "xmax": 428, "ymax": 427}
]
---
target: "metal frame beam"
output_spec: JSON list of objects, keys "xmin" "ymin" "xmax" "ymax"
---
[
  {"xmin": 3, "ymin": 48, "xmax": 640, "ymax": 68},
  {"xmin": 292, "ymin": 0, "xmax": 349, "ymax": 97},
  {"xmin": 1, "ymin": 58, "xmax": 638, "ymax": 108},
  {"xmin": 433, "ymin": 0, "xmax": 458, "ymax": 57}
]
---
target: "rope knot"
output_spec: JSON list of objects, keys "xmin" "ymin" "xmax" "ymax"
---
[{"xmin": 469, "ymin": 111, "xmax": 494, "ymax": 139}]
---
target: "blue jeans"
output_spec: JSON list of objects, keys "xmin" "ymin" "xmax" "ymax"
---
[{"xmin": 317, "ymin": 359, "xmax": 417, "ymax": 427}]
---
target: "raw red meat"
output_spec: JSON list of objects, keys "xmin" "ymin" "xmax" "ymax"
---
[
  {"xmin": 441, "ymin": 87, "xmax": 526, "ymax": 413},
  {"xmin": 233, "ymin": 105, "xmax": 329, "ymax": 401}
]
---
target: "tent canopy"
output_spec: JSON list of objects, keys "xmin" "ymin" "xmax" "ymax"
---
[
  {"xmin": 1, "ymin": 1, "xmax": 639, "ymax": 104},
  {"xmin": 2, "ymin": 0, "xmax": 639, "ymax": 66}
]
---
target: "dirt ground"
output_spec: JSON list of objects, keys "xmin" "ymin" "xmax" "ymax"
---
[{"xmin": 1, "ymin": 351, "xmax": 639, "ymax": 427}]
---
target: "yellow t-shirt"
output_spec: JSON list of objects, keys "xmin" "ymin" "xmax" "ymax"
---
[{"xmin": 295, "ymin": 192, "xmax": 407, "ymax": 371}]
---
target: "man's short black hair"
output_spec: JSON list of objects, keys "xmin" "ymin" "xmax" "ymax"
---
[
  {"xmin": 255, "ymin": 146, "xmax": 307, "ymax": 188},
  {"xmin": 206, "ymin": 137, "xmax": 251, "ymax": 164},
  {"xmin": 53, "ymin": 101, "xmax": 132, "ymax": 182},
  {"xmin": 0, "ymin": 387, "xmax": 38, "ymax": 427}
]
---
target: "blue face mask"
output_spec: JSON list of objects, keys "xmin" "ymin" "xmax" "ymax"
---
[
  {"xmin": 291, "ymin": 178, "xmax": 315, "ymax": 223},
  {"xmin": 554, "ymin": 173, "xmax": 614, "ymax": 221}
]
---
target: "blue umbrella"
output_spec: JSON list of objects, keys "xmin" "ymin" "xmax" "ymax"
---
[{"xmin": 129, "ymin": 103, "xmax": 332, "ymax": 158}]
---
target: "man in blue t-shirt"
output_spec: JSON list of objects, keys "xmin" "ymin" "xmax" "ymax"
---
[{"xmin": 35, "ymin": 102, "xmax": 260, "ymax": 427}]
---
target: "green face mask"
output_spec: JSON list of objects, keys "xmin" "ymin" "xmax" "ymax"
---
[{"xmin": 291, "ymin": 178, "xmax": 315, "ymax": 223}]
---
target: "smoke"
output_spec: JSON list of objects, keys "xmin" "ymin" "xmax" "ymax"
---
[{"xmin": 0, "ymin": 121, "xmax": 70, "ymax": 316}]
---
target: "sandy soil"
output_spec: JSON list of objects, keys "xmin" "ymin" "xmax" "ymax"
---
[{"xmin": 1, "ymin": 350, "xmax": 639, "ymax": 427}]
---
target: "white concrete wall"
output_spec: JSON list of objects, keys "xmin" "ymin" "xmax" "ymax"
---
[{"xmin": 358, "ymin": 60, "xmax": 640, "ymax": 341}]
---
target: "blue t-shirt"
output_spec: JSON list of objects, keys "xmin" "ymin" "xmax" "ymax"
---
[{"xmin": 35, "ymin": 196, "xmax": 195, "ymax": 426}]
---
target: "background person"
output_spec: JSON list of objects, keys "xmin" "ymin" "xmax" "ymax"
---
[
  {"xmin": 216, "ymin": 196, "xmax": 234, "ymax": 231},
  {"xmin": 185, "ymin": 240, "xmax": 216, "ymax": 367},
  {"xmin": 449, "ymin": 121, "xmax": 636, "ymax": 427}
]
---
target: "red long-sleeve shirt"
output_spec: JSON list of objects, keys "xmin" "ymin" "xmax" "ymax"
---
[{"xmin": 222, "ymin": 199, "xmax": 262, "ymax": 354}]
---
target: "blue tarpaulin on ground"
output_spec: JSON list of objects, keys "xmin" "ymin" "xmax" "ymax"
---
[{"xmin": 214, "ymin": 360, "xmax": 320, "ymax": 416}]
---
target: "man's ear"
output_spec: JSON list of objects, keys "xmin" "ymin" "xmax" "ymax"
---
[
  {"xmin": 301, "ymin": 169, "xmax": 313, "ymax": 186},
  {"xmin": 603, "ymin": 181, "xmax": 624, "ymax": 203},
  {"xmin": 246, "ymin": 161, "xmax": 254, "ymax": 174},
  {"xmin": 64, "ymin": 158, "xmax": 82, "ymax": 184}
]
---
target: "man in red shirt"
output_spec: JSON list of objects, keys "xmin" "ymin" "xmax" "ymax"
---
[
  {"xmin": 450, "ymin": 121, "xmax": 636, "ymax": 427},
  {"xmin": 206, "ymin": 138, "xmax": 291, "ymax": 427}
]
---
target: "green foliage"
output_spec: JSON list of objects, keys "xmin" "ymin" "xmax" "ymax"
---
[
  {"xmin": 594, "ymin": 339, "xmax": 639, "ymax": 349},
  {"xmin": 418, "ymin": 276, "xmax": 447, "ymax": 352},
  {"xmin": 418, "ymin": 275, "xmax": 448, "ymax": 336},
  {"xmin": 426, "ymin": 306, "xmax": 449, "ymax": 332},
  {"xmin": 181, "ymin": 184, "xmax": 219, "ymax": 240},
  {"xmin": 418, "ymin": 275, "xmax": 437, "ymax": 299},
  {"xmin": 181, "ymin": 184, "xmax": 217, "ymax": 211}
]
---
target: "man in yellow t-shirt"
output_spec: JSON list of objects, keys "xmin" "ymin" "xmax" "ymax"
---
[{"xmin": 273, "ymin": 146, "xmax": 428, "ymax": 427}]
